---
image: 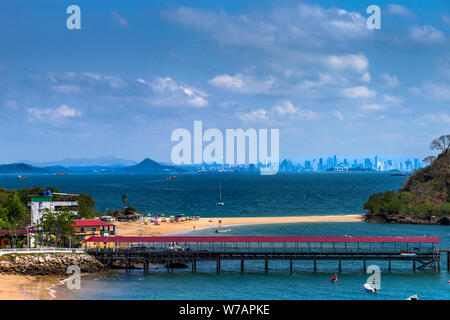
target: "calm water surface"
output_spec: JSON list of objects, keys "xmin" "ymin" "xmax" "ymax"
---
[{"xmin": 1, "ymin": 173, "xmax": 448, "ymax": 299}]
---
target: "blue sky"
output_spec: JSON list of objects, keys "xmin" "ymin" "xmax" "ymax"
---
[{"xmin": 0, "ymin": 0, "xmax": 449, "ymax": 163}]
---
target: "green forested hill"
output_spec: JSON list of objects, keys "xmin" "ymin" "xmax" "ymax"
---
[{"xmin": 363, "ymin": 135, "xmax": 450, "ymax": 225}]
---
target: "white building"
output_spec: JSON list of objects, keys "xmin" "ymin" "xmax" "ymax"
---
[{"xmin": 28, "ymin": 192, "xmax": 79, "ymax": 225}]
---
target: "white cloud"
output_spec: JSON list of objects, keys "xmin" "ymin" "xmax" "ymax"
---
[
  {"xmin": 165, "ymin": 4, "xmax": 370, "ymax": 51},
  {"xmin": 387, "ymin": 4, "xmax": 415, "ymax": 19},
  {"xmin": 361, "ymin": 103, "xmax": 385, "ymax": 111},
  {"xmin": 342, "ymin": 86, "xmax": 376, "ymax": 98},
  {"xmin": 443, "ymin": 14, "xmax": 450, "ymax": 26},
  {"xmin": 332, "ymin": 111, "xmax": 344, "ymax": 120},
  {"xmin": 383, "ymin": 94, "xmax": 402, "ymax": 104},
  {"xmin": 361, "ymin": 72, "xmax": 371, "ymax": 83},
  {"xmin": 271, "ymin": 100, "xmax": 320, "ymax": 120},
  {"xmin": 27, "ymin": 105, "xmax": 82, "ymax": 122},
  {"xmin": 410, "ymin": 25, "xmax": 445, "ymax": 45},
  {"xmin": 272, "ymin": 100, "xmax": 298, "ymax": 116},
  {"xmin": 326, "ymin": 54, "xmax": 369, "ymax": 73},
  {"xmin": 209, "ymin": 73, "xmax": 276, "ymax": 94},
  {"xmin": 138, "ymin": 77, "xmax": 209, "ymax": 107},
  {"xmin": 82, "ymin": 72, "xmax": 126, "ymax": 89},
  {"xmin": 51, "ymin": 85, "xmax": 80, "ymax": 94},
  {"xmin": 237, "ymin": 109, "xmax": 268, "ymax": 121},
  {"xmin": 420, "ymin": 82, "xmax": 450, "ymax": 100},
  {"xmin": 422, "ymin": 113, "xmax": 450, "ymax": 123},
  {"xmin": 111, "ymin": 11, "xmax": 129, "ymax": 28},
  {"xmin": 381, "ymin": 73, "xmax": 399, "ymax": 87}
]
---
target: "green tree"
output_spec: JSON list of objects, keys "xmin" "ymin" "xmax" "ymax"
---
[
  {"xmin": 41, "ymin": 208, "xmax": 75, "ymax": 247},
  {"xmin": 77, "ymin": 193, "xmax": 98, "ymax": 218},
  {"xmin": 0, "ymin": 205, "xmax": 8, "ymax": 230},
  {"xmin": 123, "ymin": 206, "xmax": 136, "ymax": 215},
  {"xmin": 6, "ymin": 191, "xmax": 26, "ymax": 225}
]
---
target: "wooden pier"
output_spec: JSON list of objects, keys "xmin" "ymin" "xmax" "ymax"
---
[{"xmin": 86, "ymin": 236, "xmax": 444, "ymax": 273}]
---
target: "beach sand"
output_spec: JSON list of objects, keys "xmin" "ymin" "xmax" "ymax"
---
[
  {"xmin": 116, "ymin": 215, "xmax": 362, "ymax": 236},
  {"xmin": 0, "ymin": 274, "xmax": 61, "ymax": 300}
]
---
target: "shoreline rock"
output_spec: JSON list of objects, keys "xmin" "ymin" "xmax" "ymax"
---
[
  {"xmin": 363, "ymin": 214, "xmax": 450, "ymax": 225},
  {"xmin": 0, "ymin": 253, "xmax": 107, "ymax": 276}
]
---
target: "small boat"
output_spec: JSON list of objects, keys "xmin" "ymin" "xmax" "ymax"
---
[
  {"xmin": 400, "ymin": 252, "xmax": 416, "ymax": 257},
  {"xmin": 17, "ymin": 175, "xmax": 28, "ymax": 180},
  {"xmin": 364, "ymin": 282, "xmax": 379, "ymax": 293},
  {"xmin": 55, "ymin": 172, "xmax": 68, "ymax": 176},
  {"xmin": 215, "ymin": 229, "xmax": 231, "ymax": 233},
  {"xmin": 405, "ymin": 294, "xmax": 419, "ymax": 300},
  {"xmin": 167, "ymin": 176, "xmax": 178, "ymax": 180},
  {"xmin": 217, "ymin": 182, "xmax": 224, "ymax": 206}
]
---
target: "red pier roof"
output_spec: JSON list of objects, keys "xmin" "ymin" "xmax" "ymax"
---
[
  {"xmin": 74, "ymin": 220, "xmax": 115, "ymax": 227},
  {"xmin": 85, "ymin": 236, "xmax": 440, "ymax": 243}
]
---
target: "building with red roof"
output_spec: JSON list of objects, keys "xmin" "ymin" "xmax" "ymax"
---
[{"xmin": 74, "ymin": 219, "xmax": 116, "ymax": 242}]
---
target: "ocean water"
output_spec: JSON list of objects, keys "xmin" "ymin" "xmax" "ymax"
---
[
  {"xmin": 0, "ymin": 172, "xmax": 407, "ymax": 217},
  {"xmin": 1, "ymin": 173, "xmax": 449, "ymax": 299},
  {"xmin": 60, "ymin": 222, "xmax": 450, "ymax": 300}
]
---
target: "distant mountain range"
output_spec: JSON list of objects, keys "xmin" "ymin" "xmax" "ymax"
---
[
  {"xmin": 21, "ymin": 156, "xmax": 138, "ymax": 167},
  {"xmin": 0, "ymin": 158, "xmax": 183, "ymax": 174}
]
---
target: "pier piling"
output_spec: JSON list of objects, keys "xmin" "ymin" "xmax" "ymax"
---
[
  {"xmin": 447, "ymin": 252, "xmax": 449, "ymax": 272},
  {"xmin": 87, "ymin": 236, "xmax": 442, "ymax": 274}
]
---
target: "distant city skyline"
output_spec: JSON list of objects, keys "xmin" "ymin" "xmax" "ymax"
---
[
  {"xmin": 0, "ymin": 1, "xmax": 449, "ymax": 162},
  {"xmin": 189, "ymin": 154, "xmax": 424, "ymax": 173}
]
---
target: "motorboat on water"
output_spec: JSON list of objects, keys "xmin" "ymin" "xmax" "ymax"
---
[
  {"xmin": 216, "ymin": 229, "xmax": 231, "ymax": 233},
  {"xmin": 364, "ymin": 281, "xmax": 379, "ymax": 293},
  {"xmin": 405, "ymin": 294, "xmax": 419, "ymax": 300}
]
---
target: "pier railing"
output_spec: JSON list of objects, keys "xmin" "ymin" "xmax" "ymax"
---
[
  {"xmin": 85, "ymin": 236, "xmax": 443, "ymax": 272},
  {"xmin": 0, "ymin": 248, "xmax": 85, "ymax": 256}
]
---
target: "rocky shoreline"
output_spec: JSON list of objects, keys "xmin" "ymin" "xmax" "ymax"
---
[
  {"xmin": 0, "ymin": 253, "xmax": 107, "ymax": 276},
  {"xmin": 363, "ymin": 214, "xmax": 450, "ymax": 225}
]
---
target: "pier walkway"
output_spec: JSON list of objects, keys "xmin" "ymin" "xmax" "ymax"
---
[{"xmin": 86, "ymin": 236, "xmax": 445, "ymax": 272}]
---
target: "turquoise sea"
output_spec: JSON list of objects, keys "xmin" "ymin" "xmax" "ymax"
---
[{"xmin": 1, "ymin": 173, "xmax": 449, "ymax": 300}]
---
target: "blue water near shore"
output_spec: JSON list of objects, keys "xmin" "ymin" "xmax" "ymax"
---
[
  {"xmin": 0, "ymin": 172, "xmax": 406, "ymax": 216},
  {"xmin": 62, "ymin": 222, "xmax": 450, "ymax": 300},
  {"xmin": 1, "ymin": 173, "xmax": 449, "ymax": 299}
]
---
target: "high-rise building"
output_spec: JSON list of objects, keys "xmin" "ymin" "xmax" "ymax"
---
[{"xmin": 364, "ymin": 158, "xmax": 373, "ymax": 169}]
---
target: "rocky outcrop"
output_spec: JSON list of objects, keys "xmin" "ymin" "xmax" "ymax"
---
[
  {"xmin": 0, "ymin": 253, "xmax": 107, "ymax": 275},
  {"xmin": 363, "ymin": 213, "xmax": 450, "ymax": 225}
]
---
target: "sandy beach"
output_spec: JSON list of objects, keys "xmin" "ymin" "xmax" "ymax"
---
[
  {"xmin": 116, "ymin": 215, "xmax": 362, "ymax": 236},
  {"xmin": 0, "ymin": 274, "xmax": 61, "ymax": 300}
]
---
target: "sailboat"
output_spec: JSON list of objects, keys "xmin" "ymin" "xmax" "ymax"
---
[{"xmin": 217, "ymin": 182, "xmax": 224, "ymax": 206}]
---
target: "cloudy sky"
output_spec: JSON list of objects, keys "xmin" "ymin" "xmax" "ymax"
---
[{"xmin": 0, "ymin": 0, "xmax": 449, "ymax": 163}]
